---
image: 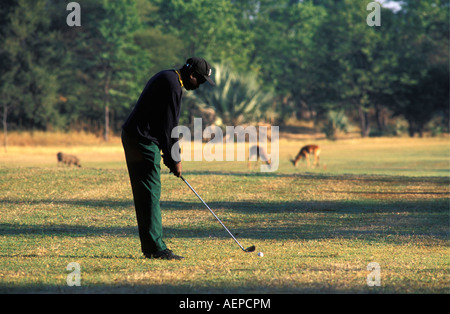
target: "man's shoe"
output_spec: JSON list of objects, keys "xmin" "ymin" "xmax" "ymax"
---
[{"xmin": 146, "ymin": 249, "xmax": 184, "ymax": 260}]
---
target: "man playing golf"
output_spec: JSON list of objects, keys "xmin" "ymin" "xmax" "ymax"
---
[{"xmin": 122, "ymin": 57, "xmax": 215, "ymax": 260}]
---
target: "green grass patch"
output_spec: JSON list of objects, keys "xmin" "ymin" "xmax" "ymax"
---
[{"xmin": 0, "ymin": 137, "xmax": 449, "ymax": 293}]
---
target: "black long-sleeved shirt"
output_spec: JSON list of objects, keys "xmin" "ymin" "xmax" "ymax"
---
[{"xmin": 122, "ymin": 70, "xmax": 182, "ymax": 163}]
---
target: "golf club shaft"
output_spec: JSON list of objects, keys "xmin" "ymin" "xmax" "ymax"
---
[{"xmin": 180, "ymin": 176, "xmax": 246, "ymax": 251}]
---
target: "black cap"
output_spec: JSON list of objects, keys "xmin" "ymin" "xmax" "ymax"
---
[{"xmin": 186, "ymin": 57, "xmax": 215, "ymax": 86}]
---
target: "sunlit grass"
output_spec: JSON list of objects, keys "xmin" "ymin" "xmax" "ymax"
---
[{"xmin": 0, "ymin": 135, "xmax": 449, "ymax": 293}]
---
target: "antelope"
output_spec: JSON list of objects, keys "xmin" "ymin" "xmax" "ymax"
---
[
  {"xmin": 291, "ymin": 145, "xmax": 320, "ymax": 167},
  {"xmin": 248, "ymin": 145, "xmax": 271, "ymax": 169},
  {"xmin": 57, "ymin": 152, "xmax": 82, "ymax": 168}
]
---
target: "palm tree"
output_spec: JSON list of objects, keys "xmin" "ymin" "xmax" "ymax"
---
[{"xmin": 190, "ymin": 64, "xmax": 274, "ymax": 127}]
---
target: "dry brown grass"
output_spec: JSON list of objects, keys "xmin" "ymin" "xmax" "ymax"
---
[{"xmin": 1, "ymin": 131, "xmax": 121, "ymax": 147}]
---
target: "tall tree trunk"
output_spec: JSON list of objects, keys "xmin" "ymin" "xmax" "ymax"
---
[
  {"xmin": 104, "ymin": 69, "xmax": 111, "ymax": 142},
  {"xmin": 104, "ymin": 105, "xmax": 110, "ymax": 142},
  {"xmin": 375, "ymin": 103, "xmax": 387, "ymax": 134},
  {"xmin": 2, "ymin": 104, "xmax": 8, "ymax": 153},
  {"xmin": 358, "ymin": 105, "xmax": 370, "ymax": 137}
]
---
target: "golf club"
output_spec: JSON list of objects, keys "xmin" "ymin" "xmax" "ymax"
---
[{"xmin": 180, "ymin": 176, "xmax": 255, "ymax": 253}]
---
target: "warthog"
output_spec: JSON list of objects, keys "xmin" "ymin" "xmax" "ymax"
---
[{"xmin": 57, "ymin": 152, "xmax": 81, "ymax": 168}]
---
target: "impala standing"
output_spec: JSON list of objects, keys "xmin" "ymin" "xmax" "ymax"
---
[
  {"xmin": 248, "ymin": 145, "xmax": 272, "ymax": 169},
  {"xmin": 291, "ymin": 145, "xmax": 320, "ymax": 167}
]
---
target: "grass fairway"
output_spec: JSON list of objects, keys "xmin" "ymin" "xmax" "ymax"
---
[{"xmin": 0, "ymin": 136, "xmax": 449, "ymax": 294}]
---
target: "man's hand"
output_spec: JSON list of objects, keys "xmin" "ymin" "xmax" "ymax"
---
[
  {"xmin": 162, "ymin": 154, "xmax": 182, "ymax": 177},
  {"xmin": 172, "ymin": 162, "xmax": 182, "ymax": 177}
]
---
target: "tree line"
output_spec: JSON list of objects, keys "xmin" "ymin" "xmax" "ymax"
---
[{"xmin": 0, "ymin": 0, "xmax": 448, "ymax": 142}]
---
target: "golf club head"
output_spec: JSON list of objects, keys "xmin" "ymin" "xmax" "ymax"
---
[{"xmin": 245, "ymin": 245, "xmax": 256, "ymax": 253}]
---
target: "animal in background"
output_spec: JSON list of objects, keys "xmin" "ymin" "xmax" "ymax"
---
[
  {"xmin": 291, "ymin": 145, "xmax": 320, "ymax": 167},
  {"xmin": 57, "ymin": 152, "xmax": 81, "ymax": 168},
  {"xmin": 248, "ymin": 145, "xmax": 271, "ymax": 169}
]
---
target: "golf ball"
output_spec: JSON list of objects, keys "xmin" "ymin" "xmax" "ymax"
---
[{"xmin": 258, "ymin": 252, "xmax": 264, "ymax": 257}]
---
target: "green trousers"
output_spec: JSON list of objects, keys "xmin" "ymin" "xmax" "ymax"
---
[{"xmin": 122, "ymin": 130, "xmax": 167, "ymax": 255}]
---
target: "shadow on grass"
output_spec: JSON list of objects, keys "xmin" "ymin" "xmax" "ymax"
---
[
  {"xmin": 1, "ymin": 195, "xmax": 448, "ymax": 213},
  {"xmin": 0, "ymin": 281, "xmax": 401, "ymax": 294},
  {"xmin": 1, "ymin": 199, "xmax": 448, "ymax": 294},
  {"xmin": 1, "ymin": 197, "xmax": 448, "ymax": 241},
  {"xmin": 180, "ymin": 170, "xmax": 450, "ymax": 183}
]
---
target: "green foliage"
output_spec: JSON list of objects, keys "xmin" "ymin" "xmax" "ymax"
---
[
  {"xmin": 0, "ymin": 0, "xmax": 448, "ymax": 138},
  {"xmin": 190, "ymin": 64, "xmax": 274, "ymax": 126},
  {"xmin": 321, "ymin": 110, "xmax": 349, "ymax": 140},
  {"xmin": 386, "ymin": 0, "xmax": 450, "ymax": 136},
  {"xmin": 1, "ymin": 0, "xmax": 61, "ymax": 130},
  {"xmin": 155, "ymin": 0, "xmax": 251, "ymax": 70}
]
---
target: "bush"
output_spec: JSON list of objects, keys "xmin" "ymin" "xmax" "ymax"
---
[{"xmin": 321, "ymin": 110, "xmax": 349, "ymax": 140}]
